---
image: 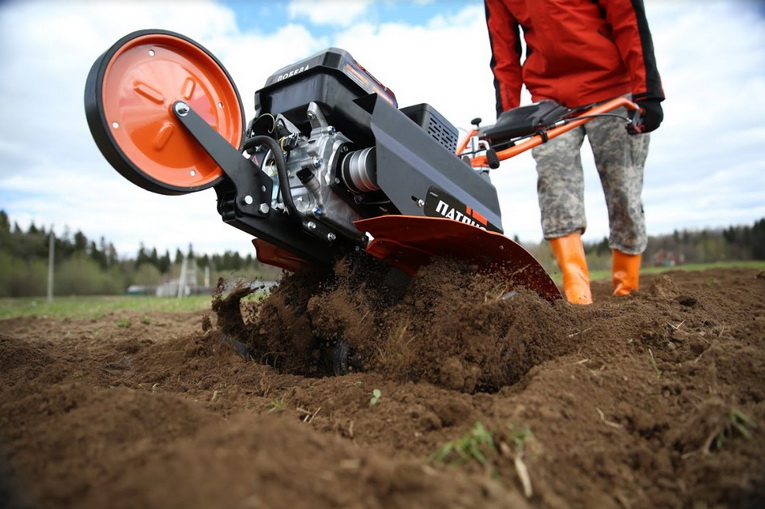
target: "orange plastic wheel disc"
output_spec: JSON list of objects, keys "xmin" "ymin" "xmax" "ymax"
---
[{"xmin": 85, "ymin": 30, "xmax": 244, "ymax": 195}]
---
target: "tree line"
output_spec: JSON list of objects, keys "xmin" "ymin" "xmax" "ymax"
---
[
  {"xmin": 587, "ymin": 218, "xmax": 765, "ymax": 266},
  {"xmin": 0, "ymin": 210, "xmax": 280, "ymax": 297},
  {"xmin": 1, "ymin": 210, "xmax": 764, "ymax": 297},
  {"xmin": 530, "ymin": 217, "xmax": 765, "ymax": 272}
]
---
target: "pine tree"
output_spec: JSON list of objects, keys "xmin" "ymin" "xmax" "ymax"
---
[{"xmin": 752, "ymin": 219, "xmax": 765, "ymax": 259}]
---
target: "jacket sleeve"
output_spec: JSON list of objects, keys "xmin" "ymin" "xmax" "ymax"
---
[
  {"xmin": 484, "ymin": 0, "xmax": 524, "ymax": 116},
  {"xmin": 600, "ymin": 0, "xmax": 665, "ymax": 102}
]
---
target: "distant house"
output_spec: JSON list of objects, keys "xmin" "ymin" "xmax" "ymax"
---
[
  {"xmin": 155, "ymin": 279, "xmax": 188, "ymax": 297},
  {"xmin": 126, "ymin": 285, "xmax": 153, "ymax": 296},
  {"xmin": 127, "ymin": 257, "xmax": 278, "ymax": 298},
  {"xmin": 217, "ymin": 279, "xmax": 278, "ymax": 293},
  {"xmin": 651, "ymin": 249, "xmax": 685, "ymax": 267},
  {"xmin": 155, "ymin": 256, "xmax": 201, "ymax": 297}
]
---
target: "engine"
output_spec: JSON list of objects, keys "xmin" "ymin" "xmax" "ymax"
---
[{"xmin": 236, "ymin": 47, "xmax": 504, "ymax": 261}]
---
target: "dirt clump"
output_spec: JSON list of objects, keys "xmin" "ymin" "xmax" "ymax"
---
[
  {"xmin": 230, "ymin": 256, "xmax": 582, "ymax": 393},
  {"xmin": 1, "ymin": 264, "xmax": 764, "ymax": 508}
]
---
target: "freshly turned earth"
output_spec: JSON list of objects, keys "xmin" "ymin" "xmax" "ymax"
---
[{"xmin": 1, "ymin": 257, "xmax": 764, "ymax": 508}]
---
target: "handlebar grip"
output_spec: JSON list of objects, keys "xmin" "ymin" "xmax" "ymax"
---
[
  {"xmin": 487, "ymin": 149, "xmax": 500, "ymax": 169},
  {"xmin": 626, "ymin": 106, "xmax": 645, "ymax": 135}
]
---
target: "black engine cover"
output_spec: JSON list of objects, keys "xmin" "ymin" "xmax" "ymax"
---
[{"xmin": 253, "ymin": 48, "xmax": 504, "ymax": 234}]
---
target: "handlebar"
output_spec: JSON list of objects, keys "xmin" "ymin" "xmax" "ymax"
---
[
  {"xmin": 625, "ymin": 105, "xmax": 645, "ymax": 134},
  {"xmin": 458, "ymin": 97, "xmax": 643, "ymax": 168}
]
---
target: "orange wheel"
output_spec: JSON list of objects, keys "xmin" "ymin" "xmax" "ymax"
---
[{"xmin": 84, "ymin": 30, "xmax": 244, "ymax": 195}]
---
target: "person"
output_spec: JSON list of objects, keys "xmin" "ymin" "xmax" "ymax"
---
[{"xmin": 484, "ymin": 0, "xmax": 665, "ymax": 304}]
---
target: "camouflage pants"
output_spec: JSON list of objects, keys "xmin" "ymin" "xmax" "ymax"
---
[{"xmin": 531, "ymin": 106, "xmax": 650, "ymax": 254}]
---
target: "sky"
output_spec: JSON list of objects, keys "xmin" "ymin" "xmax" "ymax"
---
[{"xmin": 1, "ymin": 0, "xmax": 764, "ymax": 258}]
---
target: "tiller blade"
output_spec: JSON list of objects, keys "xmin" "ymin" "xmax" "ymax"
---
[{"xmin": 356, "ymin": 216, "xmax": 561, "ymax": 301}]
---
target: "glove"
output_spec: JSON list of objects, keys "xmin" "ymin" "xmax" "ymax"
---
[{"xmin": 635, "ymin": 99, "xmax": 663, "ymax": 133}]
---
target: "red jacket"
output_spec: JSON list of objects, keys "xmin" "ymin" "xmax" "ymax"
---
[{"xmin": 485, "ymin": 0, "xmax": 664, "ymax": 115}]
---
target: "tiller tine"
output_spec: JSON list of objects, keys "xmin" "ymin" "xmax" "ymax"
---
[{"xmin": 355, "ymin": 216, "xmax": 562, "ymax": 301}]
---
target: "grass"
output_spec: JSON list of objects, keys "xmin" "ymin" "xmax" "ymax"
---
[
  {"xmin": 115, "ymin": 317, "xmax": 132, "ymax": 328},
  {"xmin": 706, "ymin": 408, "xmax": 757, "ymax": 454},
  {"xmin": 1, "ymin": 261, "xmax": 762, "ymax": 320},
  {"xmin": 267, "ymin": 399, "xmax": 287, "ymax": 413},
  {"xmin": 0, "ymin": 295, "xmax": 213, "ymax": 320},
  {"xmin": 550, "ymin": 260, "xmax": 765, "ymax": 285},
  {"xmin": 648, "ymin": 348, "xmax": 663, "ymax": 378},
  {"xmin": 429, "ymin": 421, "xmax": 496, "ymax": 467},
  {"xmin": 507, "ymin": 424, "xmax": 534, "ymax": 448}
]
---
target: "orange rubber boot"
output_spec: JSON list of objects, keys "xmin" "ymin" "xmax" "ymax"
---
[
  {"xmin": 612, "ymin": 250, "xmax": 641, "ymax": 296},
  {"xmin": 549, "ymin": 234, "xmax": 592, "ymax": 305}
]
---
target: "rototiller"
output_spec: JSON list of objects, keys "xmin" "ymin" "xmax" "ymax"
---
[{"xmin": 85, "ymin": 30, "xmax": 643, "ymax": 300}]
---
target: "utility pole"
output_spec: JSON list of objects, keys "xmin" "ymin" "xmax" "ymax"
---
[
  {"xmin": 177, "ymin": 254, "xmax": 187, "ymax": 299},
  {"xmin": 47, "ymin": 226, "xmax": 54, "ymax": 303}
]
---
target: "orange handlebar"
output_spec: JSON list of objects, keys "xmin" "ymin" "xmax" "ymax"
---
[
  {"xmin": 459, "ymin": 97, "xmax": 640, "ymax": 168},
  {"xmin": 455, "ymin": 128, "xmax": 478, "ymax": 157}
]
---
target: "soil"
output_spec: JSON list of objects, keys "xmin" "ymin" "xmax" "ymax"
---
[{"xmin": 1, "ymin": 257, "xmax": 764, "ymax": 509}]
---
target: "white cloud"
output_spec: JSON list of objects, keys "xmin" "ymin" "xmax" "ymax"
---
[
  {"xmin": 218, "ymin": 24, "xmax": 329, "ymax": 114},
  {"xmin": 638, "ymin": 1, "xmax": 765, "ymax": 237},
  {"xmin": 330, "ymin": 5, "xmax": 496, "ymax": 130},
  {"xmin": 287, "ymin": 0, "xmax": 375, "ymax": 27},
  {"xmin": 0, "ymin": 0, "xmax": 274, "ymax": 257}
]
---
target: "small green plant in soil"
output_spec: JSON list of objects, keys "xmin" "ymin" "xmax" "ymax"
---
[
  {"xmin": 708, "ymin": 408, "xmax": 757, "ymax": 453},
  {"xmin": 267, "ymin": 399, "xmax": 287, "ymax": 413},
  {"xmin": 507, "ymin": 424, "xmax": 534, "ymax": 449},
  {"xmin": 430, "ymin": 421, "xmax": 495, "ymax": 467},
  {"xmin": 648, "ymin": 348, "xmax": 662, "ymax": 378},
  {"xmin": 116, "ymin": 318, "xmax": 131, "ymax": 328}
]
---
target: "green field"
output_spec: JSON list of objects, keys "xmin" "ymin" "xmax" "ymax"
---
[
  {"xmin": 579, "ymin": 260, "xmax": 765, "ymax": 286},
  {"xmin": 1, "ymin": 261, "xmax": 763, "ymax": 320},
  {"xmin": 0, "ymin": 295, "xmax": 214, "ymax": 320}
]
